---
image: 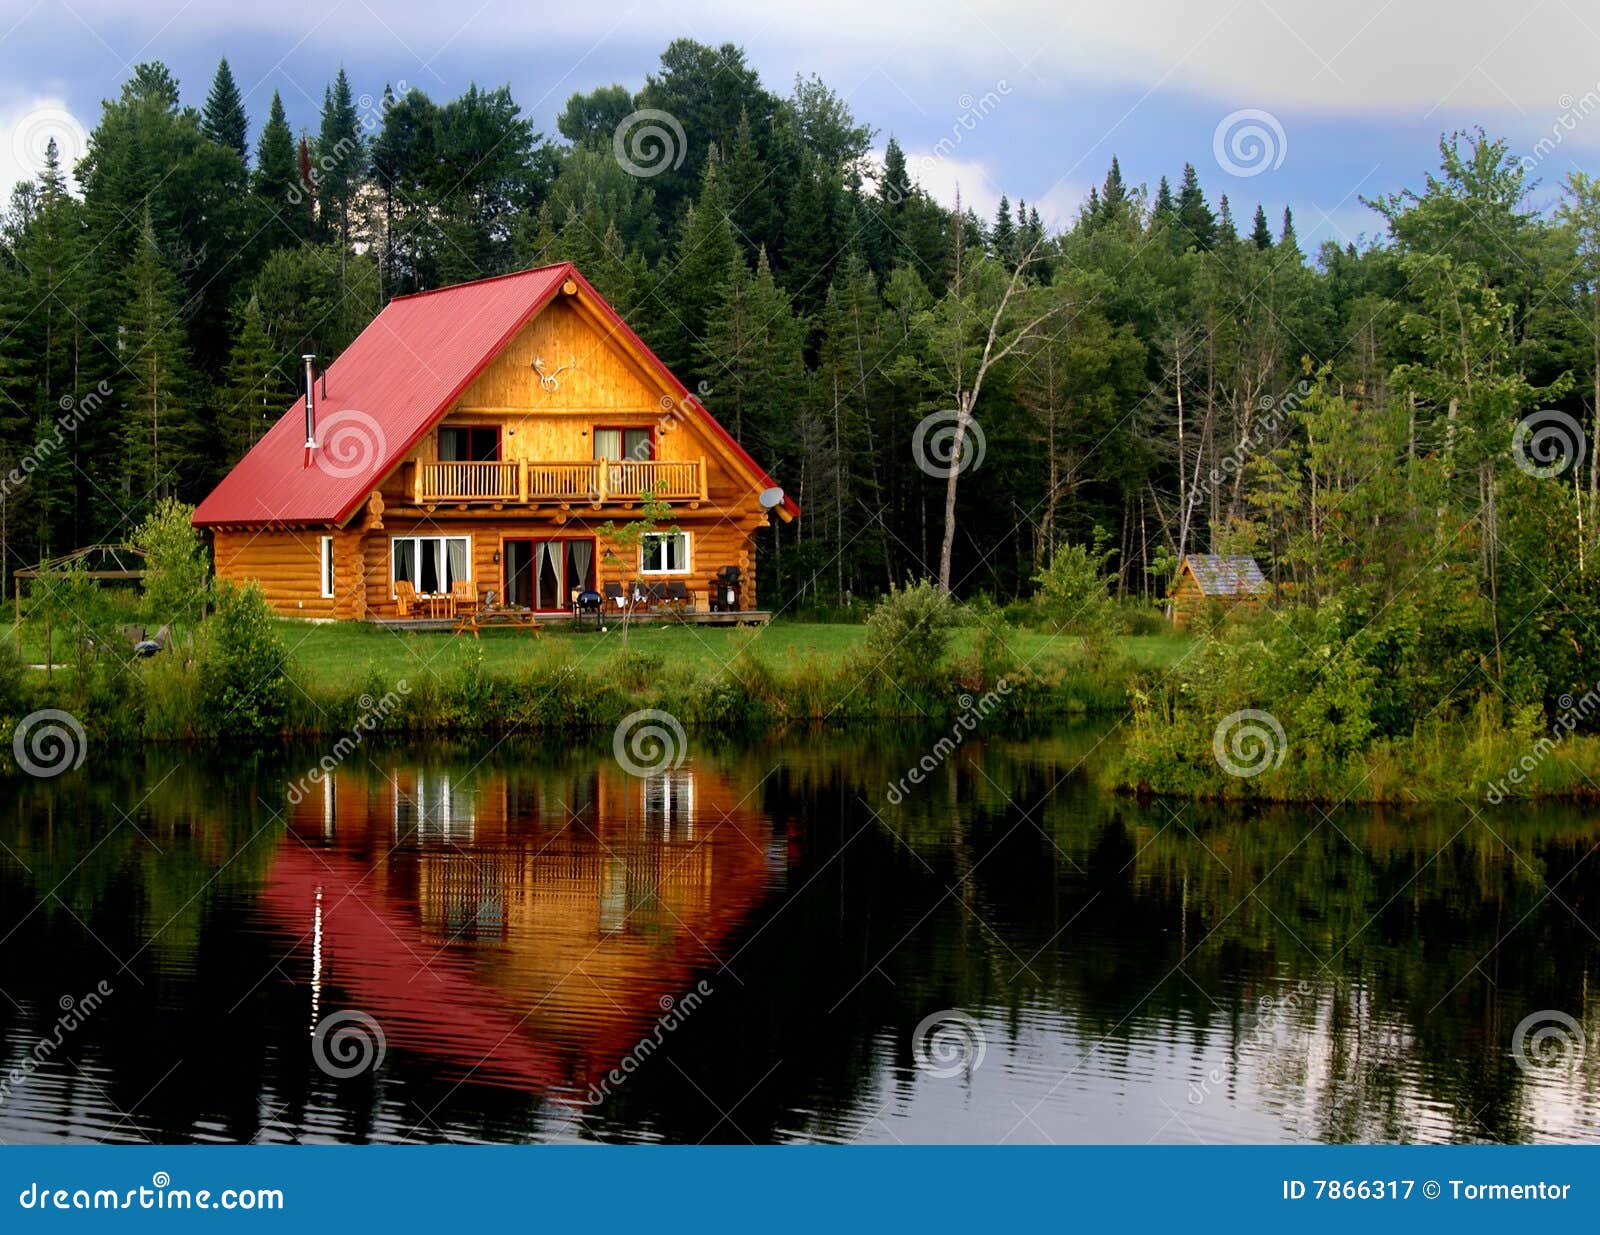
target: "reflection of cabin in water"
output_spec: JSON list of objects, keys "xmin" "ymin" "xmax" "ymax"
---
[
  {"xmin": 1170, "ymin": 554, "xmax": 1269, "ymax": 627},
  {"xmin": 270, "ymin": 759, "xmax": 774, "ymax": 1094}
]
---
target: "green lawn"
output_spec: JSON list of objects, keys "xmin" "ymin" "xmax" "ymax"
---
[
  {"xmin": 11, "ymin": 609, "xmax": 1193, "ymax": 687},
  {"xmin": 267, "ymin": 619, "xmax": 1192, "ymax": 688}
]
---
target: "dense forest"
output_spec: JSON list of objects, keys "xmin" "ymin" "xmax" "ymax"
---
[{"xmin": 4, "ymin": 39, "xmax": 1600, "ymax": 685}]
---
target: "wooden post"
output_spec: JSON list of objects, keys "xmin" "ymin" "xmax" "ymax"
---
[
  {"xmin": 595, "ymin": 459, "xmax": 608, "ymax": 503},
  {"xmin": 698, "ymin": 455, "xmax": 708, "ymax": 503},
  {"xmin": 518, "ymin": 459, "xmax": 527, "ymax": 504}
]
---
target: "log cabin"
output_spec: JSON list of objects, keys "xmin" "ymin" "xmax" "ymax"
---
[
  {"xmin": 193, "ymin": 263, "xmax": 799, "ymax": 621},
  {"xmin": 1169, "ymin": 553, "xmax": 1269, "ymax": 627}
]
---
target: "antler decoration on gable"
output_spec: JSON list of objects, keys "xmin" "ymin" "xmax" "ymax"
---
[{"xmin": 531, "ymin": 354, "xmax": 578, "ymax": 393}]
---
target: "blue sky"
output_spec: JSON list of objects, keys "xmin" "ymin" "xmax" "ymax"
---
[{"xmin": 4, "ymin": 0, "xmax": 1599, "ymax": 255}]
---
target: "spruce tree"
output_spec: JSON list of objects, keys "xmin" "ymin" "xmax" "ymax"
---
[
  {"xmin": 1250, "ymin": 203, "xmax": 1274, "ymax": 250},
  {"xmin": 253, "ymin": 91, "xmax": 305, "ymax": 234},
  {"xmin": 201, "ymin": 58, "xmax": 249, "ymax": 162},
  {"xmin": 219, "ymin": 294, "xmax": 281, "ymax": 462},
  {"xmin": 1175, "ymin": 162, "xmax": 1216, "ymax": 250},
  {"xmin": 316, "ymin": 67, "xmax": 366, "ymax": 249},
  {"xmin": 121, "ymin": 209, "xmax": 196, "ymax": 509}
]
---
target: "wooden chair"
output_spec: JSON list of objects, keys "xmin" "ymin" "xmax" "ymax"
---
[
  {"xmin": 603, "ymin": 582, "xmax": 626, "ymax": 613},
  {"xmin": 665, "ymin": 580, "xmax": 692, "ymax": 614},
  {"xmin": 449, "ymin": 578, "xmax": 478, "ymax": 618},
  {"xmin": 395, "ymin": 579, "xmax": 419, "ymax": 619}
]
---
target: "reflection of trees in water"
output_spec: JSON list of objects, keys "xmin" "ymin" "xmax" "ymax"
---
[{"xmin": 0, "ymin": 727, "xmax": 1597, "ymax": 1143}]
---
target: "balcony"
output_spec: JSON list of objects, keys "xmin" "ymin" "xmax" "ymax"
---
[{"xmin": 417, "ymin": 458, "xmax": 707, "ymax": 506}]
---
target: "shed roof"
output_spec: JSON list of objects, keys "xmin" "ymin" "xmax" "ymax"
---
[
  {"xmin": 1182, "ymin": 554, "xmax": 1268, "ymax": 596},
  {"xmin": 193, "ymin": 263, "xmax": 799, "ymax": 527}
]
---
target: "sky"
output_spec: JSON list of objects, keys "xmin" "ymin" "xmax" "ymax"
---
[{"xmin": 3, "ymin": 0, "xmax": 1600, "ymax": 254}]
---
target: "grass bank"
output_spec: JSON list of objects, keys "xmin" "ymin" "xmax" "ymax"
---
[{"xmin": 6, "ymin": 615, "xmax": 1191, "ymax": 749}]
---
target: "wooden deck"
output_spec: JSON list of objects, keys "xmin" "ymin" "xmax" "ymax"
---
[{"xmin": 369, "ymin": 609, "xmax": 773, "ymax": 632}]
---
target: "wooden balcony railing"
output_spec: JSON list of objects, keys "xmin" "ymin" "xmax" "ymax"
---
[{"xmin": 417, "ymin": 458, "xmax": 707, "ymax": 505}]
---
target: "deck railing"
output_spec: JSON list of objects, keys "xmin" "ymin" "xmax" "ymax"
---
[{"xmin": 418, "ymin": 458, "xmax": 706, "ymax": 504}]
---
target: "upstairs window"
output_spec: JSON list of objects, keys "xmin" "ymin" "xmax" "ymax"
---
[
  {"xmin": 438, "ymin": 425, "xmax": 500, "ymax": 462},
  {"xmin": 593, "ymin": 428, "xmax": 654, "ymax": 461}
]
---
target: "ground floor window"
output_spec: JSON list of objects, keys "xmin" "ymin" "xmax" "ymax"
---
[
  {"xmin": 640, "ymin": 531, "xmax": 690, "ymax": 574},
  {"xmin": 320, "ymin": 536, "xmax": 335, "ymax": 598},
  {"xmin": 392, "ymin": 535, "xmax": 470, "ymax": 595}
]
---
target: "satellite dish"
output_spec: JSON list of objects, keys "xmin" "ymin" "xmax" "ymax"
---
[{"xmin": 758, "ymin": 487, "xmax": 785, "ymax": 509}]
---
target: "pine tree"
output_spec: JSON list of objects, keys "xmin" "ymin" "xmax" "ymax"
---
[
  {"xmin": 700, "ymin": 246, "xmax": 805, "ymax": 457},
  {"xmin": 1279, "ymin": 205, "xmax": 1300, "ymax": 256},
  {"xmin": 658, "ymin": 152, "xmax": 737, "ymax": 384},
  {"xmin": 201, "ymin": 58, "xmax": 249, "ymax": 162},
  {"xmin": 121, "ymin": 209, "xmax": 195, "ymax": 509},
  {"xmin": 722, "ymin": 105, "xmax": 773, "ymax": 255},
  {"xmin": 1175, "ymin": 162, "xmax": 1216, "ymax": 250},
  {"xmin": 253, "ymin": 91, "xmax": 307, "ymax": 239},
  {"xmin": 316, "ymin": 67, "xmax": 366, "ymax": 250},
  {"xmin": 1250, "ymin": 203, "xmax": 1274, "ymax": 250},
  {"xmin": 992, "ymin": 195, "xmax": 1017, "ymax": 267},
  {"xmin": 219, "ymin": 294, "xmax": 281, "ymax": 462},
  {"xmin": 1100, "ymin": 156, "xmax": 1128, "ymax": 220},
  {"xmin": 1216, "ymin": 193, "xmax": 1238, "ymax": 247}
]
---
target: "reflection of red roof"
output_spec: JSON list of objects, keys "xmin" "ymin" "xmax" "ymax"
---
[
  {"xmin": 256, "ymin": 794, "xmax": 770, "ymax": 1099},
  {"xmin": 192, "ymin": 263, "xmax": 799, "ymax": 528}
]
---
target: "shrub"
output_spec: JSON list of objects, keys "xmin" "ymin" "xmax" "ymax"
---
[
  {"xmin": 198, "ymin": 581, "xmax": 289, "ymax": 738},
  {"xmin": 133, "ymin": 497, "xmax": 210, "ymax": 638},
  {"xmin": 863, "ymin": 579, "xmax": 957, "ymax": 691},
  {"xmin": 1032, "ymin": 534, "xmax": 1117, "ymax": 642}
]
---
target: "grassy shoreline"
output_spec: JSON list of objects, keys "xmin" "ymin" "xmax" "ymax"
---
[{"xmin": 4, "ymin": 619, "xmax": 1189, "ymax": 752}]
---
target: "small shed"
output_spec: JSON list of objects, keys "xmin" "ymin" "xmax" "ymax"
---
[{"xmin": 1170, "ymin": 554, "xmax": 1268, "ymax": 627}]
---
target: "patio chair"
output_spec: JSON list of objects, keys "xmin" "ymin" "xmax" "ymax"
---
[
  {"xmin": 629, "ymin": 580, "xmax": 651, "ymax": 609},
  {"xmin": 665, "ymin": 580, "xmax": 692, "ymax": 613},
  {"xmin": 395, "ymin": 579, "xmax": 419, "ymax": 619},
  {"xmin": 449, "ymin": 578, "xmax": 478, "ymax": 617},
  {"xmin": 648, "ymin": 583, "xmax": 669, "ymax": 610},
  {"xmin": 603, "ymin": 581, "xmax": 626, "ymax": 611}
]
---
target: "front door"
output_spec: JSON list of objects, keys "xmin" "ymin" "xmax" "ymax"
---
[{"xmin": 503, "ymin": 538, "xmax": 596, "ymax": 612}]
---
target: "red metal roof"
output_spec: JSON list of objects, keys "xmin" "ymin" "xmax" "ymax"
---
[{"xmin": 193, "ymin": 262, "xmax": 799, "ymax": 527}]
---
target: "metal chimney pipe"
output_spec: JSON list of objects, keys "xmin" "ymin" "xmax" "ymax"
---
[{"xmin": 302, "ymin": 354, "xmax": 317, "ymax": 449}]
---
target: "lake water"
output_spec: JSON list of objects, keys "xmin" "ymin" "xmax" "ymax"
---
[{"xmin": 1, "ymin": 722, "xmax": 1596, "ymax": 1144}]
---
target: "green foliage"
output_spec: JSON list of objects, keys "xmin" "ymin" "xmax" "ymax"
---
[
  {"xmin": 1032, "ymin": 533, "xmax": 1118, "ymax": 638},
  {"xmin": 863, "ymin": 580, "xmax": 958, "ymax": 691},
  {"xmin": 197, "ymin": 581, "xmax": 288, "ymax": 738},
  {"xmin": 133, "ymin": 498, "xmax": 210, "ymax": 635}
]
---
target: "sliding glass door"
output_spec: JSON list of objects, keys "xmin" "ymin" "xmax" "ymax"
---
[{"xmin": 502, "ymin": 538, "xmax": 596, "ymax": 611}]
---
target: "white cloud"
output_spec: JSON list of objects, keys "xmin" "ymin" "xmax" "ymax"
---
[
  {"xmin": 32, "ymin": 0, "xmax": 1599, "ymax": 117},
  {"xmin": 1, "ymin": 98, "xmax": 89, "ymax": 194}
]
